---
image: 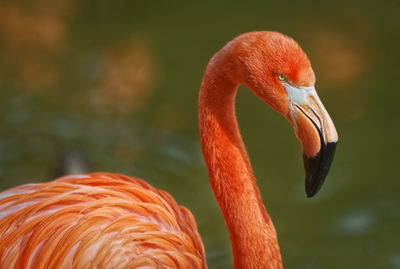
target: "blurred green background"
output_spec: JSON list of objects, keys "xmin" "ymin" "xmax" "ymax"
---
[{"xmin": 1, "ymin": 0, "xmax": 399, "ymax": 268}]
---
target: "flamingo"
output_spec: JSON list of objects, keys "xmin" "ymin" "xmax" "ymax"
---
[{"xmin": 0, "ymin": 31, "xmax": 337, "ymax": 268}]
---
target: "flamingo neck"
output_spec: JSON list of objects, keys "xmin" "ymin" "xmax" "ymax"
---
[{"xmin": 198, "ymin": 55, "xmax": 283, "ymax": 268}]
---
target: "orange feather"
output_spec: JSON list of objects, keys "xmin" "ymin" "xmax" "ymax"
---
[{"xmin": 0, "ymin": 173, "xmax": 206, "ymax": 268}]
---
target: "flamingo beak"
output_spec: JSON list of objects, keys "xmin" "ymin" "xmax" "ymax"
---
[{"xmin": 284, "ymin": 83, "xmax": 338, "ymax": 197}]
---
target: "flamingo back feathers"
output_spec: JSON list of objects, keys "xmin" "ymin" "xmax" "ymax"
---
[{"xmin": 0, "ymin": 173, "xmax": 206, "ymax": 268}]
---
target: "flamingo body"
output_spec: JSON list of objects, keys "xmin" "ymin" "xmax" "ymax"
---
[
  {"xmin": 0, "ymin": 31, "xmax": 338, "ymax": 268},
  {"xmin": 0, "ymin": 173, "xmax": 206, "ymax": 268}
]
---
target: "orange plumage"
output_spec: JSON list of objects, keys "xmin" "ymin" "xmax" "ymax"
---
[
  {"xmin": 0, "ymin": 31, "xmax": 338, "ymax": 268},
  {"xmin": 0, "ymin": 173, "xmax": 205, "ymax": 268}
]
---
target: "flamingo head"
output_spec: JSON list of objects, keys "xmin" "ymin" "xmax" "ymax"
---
[{"xmin": 231, "ymin": 31, "xmax": 338, "ymax": 197}]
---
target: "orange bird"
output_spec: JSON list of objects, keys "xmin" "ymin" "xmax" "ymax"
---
[{"xmin": 0, "ymin": 31, "xmax": 338, "ymax": 268}]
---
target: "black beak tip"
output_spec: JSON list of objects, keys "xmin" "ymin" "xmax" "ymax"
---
[
  {"xmin": 303, "ymin": 141, "xmax": 337, "ymax": 198},
  {"xmin": 306, "ymin": 187, "xmax": 317, "ymax": 198},
  {"xmin": 305, "ymin": 170, "xmax": 320, "ymax": 198}
]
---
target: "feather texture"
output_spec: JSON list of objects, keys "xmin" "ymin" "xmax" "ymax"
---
[{"xmin": 0, "ymin": 173, "xmax": 206, "ymax": 268}]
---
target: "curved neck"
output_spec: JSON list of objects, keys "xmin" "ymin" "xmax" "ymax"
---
[{"xmin": 199, "ymin": 55, "xmax": 282, "ymax": 268}]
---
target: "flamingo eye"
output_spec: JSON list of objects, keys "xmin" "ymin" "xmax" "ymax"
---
[{"xmin": 277, "ymin": 74, "xmax": 287, "ymax": 81}]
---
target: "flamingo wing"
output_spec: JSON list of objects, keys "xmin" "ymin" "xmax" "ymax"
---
[{"xmin": 0, "ymin": 173, "xmax": 206, "ymax": 268}]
